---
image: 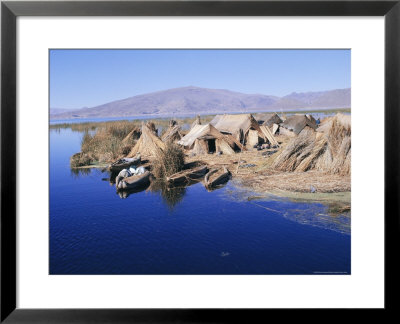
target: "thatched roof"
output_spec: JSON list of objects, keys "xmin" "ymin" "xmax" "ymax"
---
[
  {"xmin": 216, "ymin": 138, "xmax": 236, "ymax": 155},
  {"xmin": 178, "ymin": 124, "xmax": 225, "ymax": 148},
  {"xmin": 210, "ymin": 113, "xmax": 280, "ymax": 146},
  {"xmin": 121, "ymin": 127, "xmax": 141, "ymax": 144},
  {"xmin": 306, "ymin": 114, "xmax": 317, "ymax": 126},
  {"xmin": 127, "ymin": 123, "xmax": 165, "ymax": 158},
  {"xmin": 178, "ymin": 123, "xmax": 245, "ymax": 152},
  {"xmin": 280, "ymin": 114, "xmax": 317, "ymax": 135},
  {"xmin": 161, "ymin": 124, "xmax": 182, "ymax": 143},
  {"xmin": 210, "ymin": 114, "xmax": 264, "ymax": 139},
  {"xmin": 256, "ymin": 113, "xmax": 283, "ymax": 127},
  {"xmin": 146, "ymin": 121, "xmax": 158, "ymax": 135},
  {"xmin": 192, "ymin": 139, "xmax": 209, "ymax": 155}
]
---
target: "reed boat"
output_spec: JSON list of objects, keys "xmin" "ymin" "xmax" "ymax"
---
[
  {"xmin": 108, "ymin": 156, "xmax": 141, "ymax": 172},
  {"xmin": 116, "ymin": 171, "xmax": 151, "ymax": 190},
  {"xmin": 204, "ymin": 167, "xmax": 231, "ymax": 189},
  {"xmin": 166, "ymin": 165, "xmax": 208, "ymax": 185}
]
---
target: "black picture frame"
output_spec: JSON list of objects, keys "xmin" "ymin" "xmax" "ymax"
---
[{"xmin": 1, "ymin": 0, "xmax": 399, "ymax": 322}]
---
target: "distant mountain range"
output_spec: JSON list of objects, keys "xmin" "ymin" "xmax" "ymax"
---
[
  {"xmin": 50, "ymin": 108, "xmax": 77, "ymax": 115},
  {"xmin": 50, "ymin": 86, "xmax": 351, "ymax": 119}
]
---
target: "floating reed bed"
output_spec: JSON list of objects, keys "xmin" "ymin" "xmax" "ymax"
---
[{"xmin": 235, "ymin": 170, "xmax": 351, "ymax": 193}]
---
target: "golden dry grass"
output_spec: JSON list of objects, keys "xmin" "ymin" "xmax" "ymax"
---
[
  {"xmin": 273, "ymin": 114, "xmax": 351, "ymax": 175},
  {"xmin": 152, "ymin": 141, "xmax": 186, "ymax": 179},
  {"xmin": 235, "ymin": 170, "xmax": 350, "ymax": 193}
]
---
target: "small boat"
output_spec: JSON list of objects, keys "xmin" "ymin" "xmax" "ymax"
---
[
  {"xmin": 108, "ymin": 155, "xmax": 141, "ymax": 172},
  {"xmin": 204, "ymin": 167, "xmax": 231, "ymax": 189},
  {"xmin": 116, "ymin": 171, "xmax": 151, "ymax": 190},
  {"xmin": 166, "ymin": 165, "xmax": 208, "ymax": 185}
]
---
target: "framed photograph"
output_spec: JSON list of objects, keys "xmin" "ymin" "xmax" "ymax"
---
[{"xmin": 1, "ymin": 0, "xmax": 399, "ymax": 322}]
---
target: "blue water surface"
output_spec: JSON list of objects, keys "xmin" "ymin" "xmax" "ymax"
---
[{"xmin": 50, "ymin": 129, "xmax": 350, "ymax": 275}]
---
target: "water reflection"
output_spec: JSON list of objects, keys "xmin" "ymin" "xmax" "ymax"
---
[
  {"xmin": 147, "ymin": 180, "xmax": 187, "ymax": 210},
  {"xmin": 69, "ymin": 166, "xmax": 350, "ymax": 234},
  {"xmin": 204, "ymin": 181, "xmax": 229, "ymax": 192},
  {"xmin": 116, "ymin": 184, "xmax": 151, "ymax": 198},
  {"xmin": 107, "ymin": 170, "xmax": 189, "ymax": 208},
  {"xmin": 70, "ymin": 167, "xmax": 92, "ymax": 177},
  {"xmin": 100, "ymin": 164, "xmax": 204, "ymax": 208}
]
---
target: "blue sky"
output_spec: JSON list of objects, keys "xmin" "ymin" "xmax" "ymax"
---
[{"xmin": 50, "ymin": 49, "xmax": 350, "ymax": 109}]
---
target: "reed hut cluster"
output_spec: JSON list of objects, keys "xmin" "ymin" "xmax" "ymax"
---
[
  {"xmin": 71, "ymin": 111, "xmax": 351, "ymax": 193},
  {"xmin": 156, "ymin": 112, "xmax": 350, "ymax": 178}
]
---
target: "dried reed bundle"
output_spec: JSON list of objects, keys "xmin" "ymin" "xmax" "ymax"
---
[
  {"xmin": 273, "ymin": 126, "xmax": 316, "ymax": 171},
  {"xmin": 127, "ymin": 123, "xmax": 165, "ymax": 159},
  {"xmin": 152, "ymin": 141, "xmax": 185, "ymax": 179},
  {"xmin": 121, "ymin": 127, "xmax": 141, "ymax": 144},
  {"xmin": 161, "ymin": 124, "xmax": 182, "ymax": 143},
  {"xmin": 273, "ymin": 113, "xmax": 351, "ymax": 175}
]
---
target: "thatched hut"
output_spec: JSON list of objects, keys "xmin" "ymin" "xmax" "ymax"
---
[
  {"xmin": 210, "ymin": 114, "xmax": 259, "ymax": 140},
  {"xmin": 210, "ymin": 113, "xmax": 278, "ymax": 148},
  {"xmin": 273, "ymin": 113, "xmax": 351, "ymax": 175},
  {"xmin": 256, "ymin": 113, "xmax": 283, "ymax": 127},
  {"xmin": 280, "ymin": 114, "xmax": 317, "ymax": 135},
  {"xmin": 121, "ymin": 127, "xmax": 141, "ymax": 144},
  {"xmin": 146, "ymin": 121, "xmax": 158, "ymax": 136},
  {"xmin": 127, "ymin": 123, "xmax": 165, "ymax": 159},
  {"xmin": 161, "ymin": 121, "xmax": 182, "ymax": 143},
  {"xmin": 306, "ymin": 114, "xmax": 317, "ymax": 127},
  {"xmin": 178, "ymin": 124, "xmax": 244, "ymax": 155}
]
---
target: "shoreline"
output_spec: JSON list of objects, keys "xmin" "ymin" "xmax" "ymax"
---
[
  {"xmin": 71, "ymin": 155, "xmax": 351, "ymax": 206},
  {"xmin": 50, "ymin": 107, "xmax": 351, "ymax": 123}
]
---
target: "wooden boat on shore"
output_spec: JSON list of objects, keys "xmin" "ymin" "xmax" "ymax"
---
[
  {"xmin": 166, "ymin": 165, "xmax": 208, "ymax": 185},
  {"xmin": 108, "ymin": 156, "xmax": 141, "ymax": 172},
  {"xmin": 116, "ymin": 171, "xmax": 151, "ymax": 190},
  {"xmin": 204, "ymin": 167, "xmax": 231, "ymax": 189}
]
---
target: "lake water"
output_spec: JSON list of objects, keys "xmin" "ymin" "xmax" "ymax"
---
[
  {"xmin": 50, "ymin": 128, "xmax": 351, "ymax": 275},
  {"xmin": 49, "ymin": 110, "xmax": 349, "ymax": 125}
]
